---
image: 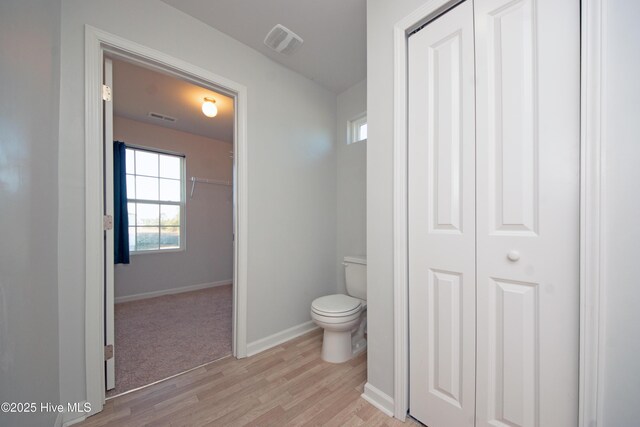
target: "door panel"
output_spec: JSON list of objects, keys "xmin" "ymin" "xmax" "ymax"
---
[
  {"xmin": 474, "ymin": 0, "xmax": 580, "ymax": 426},
  {"xmin": 486, "ymin": 278, "xmax": 539, "ymax": 427},
  {"xmin": 408, "ymin": 2, "xmax": 476, "ymax": 426},
  {"xmin": 485, "ymin": 0, "xmax": 538, "ymax": 236}
]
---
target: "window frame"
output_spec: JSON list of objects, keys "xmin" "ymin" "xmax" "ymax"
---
[
  {"xmin": 348, "ymin": 112, "xmax": 368, "ymax": 144},
  {"xmin": 125, "ymin": 145, "xmax": 187, "ymax": 255}
]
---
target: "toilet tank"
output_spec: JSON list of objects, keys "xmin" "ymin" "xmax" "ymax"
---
[{"xmin": 344, "ymin": 256, "xmax": 367, "ymax": 301}]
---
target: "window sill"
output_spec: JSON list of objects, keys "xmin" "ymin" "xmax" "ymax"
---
[{"xmin": 130, "ymin": 248, "xmax": 185, "ymax": 256}]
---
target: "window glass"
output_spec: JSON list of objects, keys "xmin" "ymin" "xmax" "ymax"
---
[
  {"xmin": 125, "ymin": 147, "xmax": 184, "ymax": 252},
  {"xmin": 160, "ymin": 227, "xmax": 180, "ymax": 249},
  {"xmin": 160, "ymin": 204, "xmax": 180, "ymax": 226},
  {"xmin": 136, "ymin": 203, "xmax": 159, "ymax": 226},
  {"xmin": 126, "ymin": 149, "xmax": 135, "ymax": 174},
  {"xmin": 136, "ymin": 176, "xmax": 159, "ymax": 200},
  {"xmin": 135, "ymin": 151, "xmax": 158, "ymax": 176},
  {"xmin": 160, "ymin": 154, "xmax": 181, "ymax": 179},
  {"xmin": 136, "ymin": 227, "xmax": 160, "ymax": 251},
  {"xmin": 349, "ymin": 114, "xmax": 367, "ymax": 144},
  {"xmin": 127, "ymin": 202, "xmax": 136, "ymax": 226},
  {"xmin": 128, "ymin": 227, "xmax": 136, "ymax": 252},
  {"xmin": 160, "ymin": 178, "xmax": 181, "ymax": 202},
  {"xmin": 126, "ymin": 175, "xmax": 136, "ymax": 199},
  {"xmin": 359, "ymin": 123, "xmax": 368, "ymax": 140}
]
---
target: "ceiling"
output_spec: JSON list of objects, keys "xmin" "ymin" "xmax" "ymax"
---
[
  {"xmin": 112, "ymin": 58, "xmax": 234, "ymax": 142},
  {"xmin": 161, "ymin": 0, "xmax": 367, "ymax": 94}
]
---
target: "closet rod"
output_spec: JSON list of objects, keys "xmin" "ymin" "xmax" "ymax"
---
[{"xmin": 190, "ymin": 176, "xmax": 232, "ymax": 198}]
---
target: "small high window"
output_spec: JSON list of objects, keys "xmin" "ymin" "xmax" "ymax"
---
[
  {"xmin": 349, "ymin": 113, "xmax": 367, "ymax": 144},
  {"xmin": 125, "ymin": 147, "xmax": 185, "ymax": 253}
]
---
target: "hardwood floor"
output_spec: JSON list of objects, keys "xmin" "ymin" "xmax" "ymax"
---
[{"xmin": 80, "ymin": 329, "xmax": 420, "ymax": 426}]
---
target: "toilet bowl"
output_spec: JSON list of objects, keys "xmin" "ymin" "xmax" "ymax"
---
[{"xmin": 311, "ymin": 256, "xmax": 367, "ymax": 363}]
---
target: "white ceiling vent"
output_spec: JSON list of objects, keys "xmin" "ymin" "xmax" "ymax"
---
[
  {"xmin": 264, "ymin": 24, "xmax": 303, "ymax": 55},
  {"xmin": 148, "ymin": 112, "xmax": 177, "ymax": 123}
]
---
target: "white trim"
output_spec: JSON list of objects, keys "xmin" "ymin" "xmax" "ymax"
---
[
  {"xmin": 84, "ymin": 25, "xmax": 104, "ymax": 416},
  {"xmin": 392, "ymin": 0, "xmax": 603, "ymax": 423},
  {"xmin": 84, "ymin": 25, "xmax": 249, "ymax": 417},
  {"xmin": 62, "ymin": 415, "xmax": 86, "ymax": 427},
  {"xmin": 246, "ymin": 321, "xmax": 319, "ymax": 357},
  {"xmin": 106, "ymin": 354, "xmax": 231, "ymax": 400},
  {"xmin": 392, "ymin": 1, "xmax": 460, "ymax": 420},
  {"xmin": 362, "ymin": 382, "xmax": 395, "ymax": 417},
  {"xmin": 54, "ymin": 413, "xmax": 63, "ymax": 427},
  {"xmin": 61, "ymin": 401, "xmax": 89, "ymax": 427},
  {"xmin": 579, "ymin": 0, "xmax": 605, "ymax": 426},
  {"xmin": 114, "ymin": 279, "xmax": 232, "ymax": 303}
]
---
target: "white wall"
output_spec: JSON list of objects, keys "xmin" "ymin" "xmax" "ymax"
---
[
  {"xmin": 336, "ymin": 80, "xmax": 367, "ymax": 293},
  {"xmin": 600, "ymin": 0, "xmax": 640, "ymax": 424},
  {"xmin": 366, "ymin": 0, "xmax": 428, "ymax": 400},
  {"xmin": 113, "ymin": 117, "xmax": 233, "ymax": 299},
  {"xmin": 58, "ymin": 0, "xmax": 337, "ymax": 411},
  {"xmin": 0, "ymin": 1, "xmax": 62, "ymax": 426}
]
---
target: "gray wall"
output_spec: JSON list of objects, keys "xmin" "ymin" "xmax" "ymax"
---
[
  {"xmin": 336, "ymin": 80, "xmax": 367, "ymax": 294},
  {"xmin": 113, "ymin": 117, "xmax": 233, "ymax": 299},
  {"xmin": 366, "ymin": 0, "xmax": 427, "ymax": 399},
  {"xmin": 600, "ymin": 0, "xmax": 640, "ymax": 424},
  {"xmin": 0, "ymin": 1, "xmax": 62, "ymax": 426},
  {"xmin": 57, "ymin": 0, "xmax": 337, "ymax": 412}
]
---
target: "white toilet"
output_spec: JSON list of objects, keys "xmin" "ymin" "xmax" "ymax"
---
[{"xmin": 311, "ymin": 256, "xmax": 367, "ymax": 363}]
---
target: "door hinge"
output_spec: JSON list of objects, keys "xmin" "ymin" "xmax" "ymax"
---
[
  {"xmin": 103, "ymin": 214, "xmax": 113, "ymax": 231},
  {"xmin": 102, "ymin": 84, "xmax": 112, "ymax": 102},
  {"xmin": 104, "ymin": 344, "xmax": 114, "ymax": 361}
]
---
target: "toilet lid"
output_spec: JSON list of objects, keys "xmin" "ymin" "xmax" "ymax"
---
[{"xmin": 312, "ymin": 294, "xmax": 362, "ymax": 316}]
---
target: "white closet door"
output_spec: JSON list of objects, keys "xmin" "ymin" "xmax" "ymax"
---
[
  {"xmin": 474, "ymin": 0, "xmax": 580, "ymax": 426},
  {"xmin": 408, "ymin": 2, "xmax": 476, "ymax": 426}
]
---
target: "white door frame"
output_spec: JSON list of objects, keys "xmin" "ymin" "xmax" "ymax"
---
[
  {"xmin": 84, "ymin": 25, "xmax": 249, "ymax": 415},
  {"xmin": 392, "ymin": 0, "xmax": 604, "ymax": 424}
]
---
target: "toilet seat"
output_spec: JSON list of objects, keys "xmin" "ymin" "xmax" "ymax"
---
[
  {"xmin": 311, "ymin": 294, "xmax": 362, "ymax": 317},
  {"xmin": 311, "ymin": 310, "xmax": 361, "ymax": 326}
]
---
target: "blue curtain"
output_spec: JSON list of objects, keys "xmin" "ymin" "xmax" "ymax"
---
[{"xmin": 114, "ymin": 141, "xmax": 130, "ymax": 264}]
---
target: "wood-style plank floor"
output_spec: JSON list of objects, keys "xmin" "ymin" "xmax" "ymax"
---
[{"xmin": 80, "ymin": 329, "xmax": 421, "ymax": 426}]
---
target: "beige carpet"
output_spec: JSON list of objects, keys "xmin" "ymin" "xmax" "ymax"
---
[{"xmin": 107, "ymin": 285, "xmax": 232, "ymax": 397}]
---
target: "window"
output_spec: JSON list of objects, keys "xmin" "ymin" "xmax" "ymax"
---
[
  {"xmin": 349, "ymin": 113, "xmax": 367, "ymax": 144},
  {"xmin": 125, "ymin": 147, "xmax": 185, "ymax": 253}
]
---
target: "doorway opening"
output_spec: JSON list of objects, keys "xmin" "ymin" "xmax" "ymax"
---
[
  {"xmin": 84, "ymin": 26, "xmax": 249, "ymax": 415},
  {"xmin": 103, "ymin": 57, "xmax": 236, "ymax": 397}
]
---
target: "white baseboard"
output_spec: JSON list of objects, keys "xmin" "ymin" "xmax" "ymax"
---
[
  {"xmin": 362, "ymin": 382, "xmax": 395, "ymax": 417},
  {"xmin": 61, "ymin": 401, "xmax": 89, "ymax": 427},
  {"xmin": 115, "ymin": 279, "xmax": 232, "ymax": 303},
  {"xmin": 62, "ymin": 414, "xmax": 86, "ymax": 427},
  {"xmin": 247, "ymin": 320, "xmax": 318, "ymax": 357}
]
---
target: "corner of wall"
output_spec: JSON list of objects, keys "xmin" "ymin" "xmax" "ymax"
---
[
  {"xmin": 362, "ymin": 382, "xmax": 395, "ymax": 417},
  {"xmin": 336, "ymin": 79, "xmax": 368, "ymax": 295}
]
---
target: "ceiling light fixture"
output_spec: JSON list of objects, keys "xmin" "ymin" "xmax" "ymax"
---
[{"xmin": 201, "ymin": 97, "xmax": 218, "ymax": 118}]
